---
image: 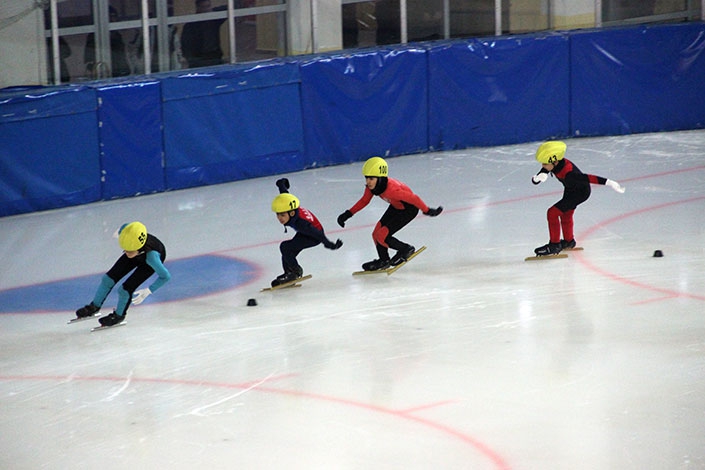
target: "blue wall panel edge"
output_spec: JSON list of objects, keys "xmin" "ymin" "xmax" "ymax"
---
[{"xmin": 95, "ymin": 80, "xmax": 165, "ymax": 199}]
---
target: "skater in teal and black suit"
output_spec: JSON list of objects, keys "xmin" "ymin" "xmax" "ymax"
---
[{"xmin": 74, "ymin": 221, "xmax": 171, "ymax": 327}]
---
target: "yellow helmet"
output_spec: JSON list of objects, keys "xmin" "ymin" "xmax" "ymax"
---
[
  {"xmin": 271, "ymin": 193, "xmax": 300, "ymax": 213},
  {"xmin": 362, "ymin": 157, "xmax": 388, "ymax": 177},
  {"xmin": 118, "ymin": 221, "xmax": 147, "ymax": 251},
  {"xmin": 536, "ymin": 141, "xmax": 567, "ymax": 164}
]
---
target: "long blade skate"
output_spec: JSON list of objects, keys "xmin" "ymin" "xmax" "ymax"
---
[
  {"xmin": 67, "ymin": 313, "xmax": 100, "ymax": 324},
  {"xmin": 524, "ymin": 245, "xmax": 583, "ymax": 261},
  {"xmin": 386, "ymin": 246, "xmax": 427, "ymax": 275},
  {"xmin": 91, "ymin": 322, "xmax": 127, "ymax": 332},
  {"xmin": 353, "ymin": 246, "xmax": 427, "ymax": 276},
  {"xmin": 261, "ymin": 274, "xmax": 312, "ymax": 292},
  {"xmin": 524, "ymin": 253, "xmax": 568, "ymax": 261}
]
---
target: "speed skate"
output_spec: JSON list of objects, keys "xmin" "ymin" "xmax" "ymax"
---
[
  {"xmin": 353, "ymin": 246, "xmax": 427, "ymax": 276},
  {"xmin": 261, "ymin": 274, "xmax": 313, "ymax": 291},
  {"xmin": 524, "ymin": 246, "xmax": 583, "ymax": 261},
  {"xmin": 91, "ymin": 322, "xmax": 127, "ymax": 332},
  {"xmin": 67, "ymin": 313, "xmax": 100, "ymax": 324}
]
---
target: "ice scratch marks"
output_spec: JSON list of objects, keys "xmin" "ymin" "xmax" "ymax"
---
[
  {"xmin": 102, "ymin": 370, "xmax": 133, "ymax": 402},
  {"xmin": 177, "ymin": 371, "xmax": 285, "ymax": 417}
]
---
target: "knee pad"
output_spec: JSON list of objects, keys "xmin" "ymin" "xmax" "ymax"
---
[
  {"xmin": 547, "ymin": 205, "xmax": 563, "ymax": 220},
  {"xmin": 372, "ymin": 223, "xmax": 390, "ymax": 248}
]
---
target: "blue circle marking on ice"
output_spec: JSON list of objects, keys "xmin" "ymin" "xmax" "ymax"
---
[{"xmin": 0, "ymin": 255, "xmax": 258, "ymax": 314}]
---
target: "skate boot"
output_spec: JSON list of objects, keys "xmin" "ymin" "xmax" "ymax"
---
[
  {"xmin": 76, "ymin": 303, "xmax": 100, "ymax": 319},
  {"xmin": 362, "ymin": 258, "xmax": 391, "ymax": 271},
  {"xmin": 534, "ymin": 242, "xmax": 563, "ymax": 256},
  {"xmin": 98, "ymin": 311, "xmax": 125, "ymax": 327},
  {"xmin": 561, "ymin": 239, "xmax": 576, "ymax": 250},
  {"xmin": 271, "ymin": 267, "xmax": 304, "ymax": 287},
  {"xmin": 390, "ymin": 245, "xmax": 415, "ymax": 267}
]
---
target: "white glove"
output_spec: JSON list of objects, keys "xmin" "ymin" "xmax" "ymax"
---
[
  {"xmin": 532, "ymin": 172, "xmax": 548, "ymax": 184},
  {"xmin": 606, "ymin": 179, "xmax": 625, "ymax": 193},
  {"xmin": 132, "ymin": 288, "xmax": 151, "ymax": 305}
]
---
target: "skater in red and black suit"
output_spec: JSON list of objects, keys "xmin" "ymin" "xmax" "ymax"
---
[
  {"xmin": 270, "ymin": 178, "xmax": 343, "ymax": 287},
  {"xmin": 337, "ymin": 156, "xmax": 443, "ymax": 271},
  {"xmin": 531, "ymin": 141, "xmax": 625, "ymax": 256}
]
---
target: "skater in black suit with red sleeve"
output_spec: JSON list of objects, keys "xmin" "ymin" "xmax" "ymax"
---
[{"xmin": 531, "ymin": 141, "xmax": 625, "ymax": 256}]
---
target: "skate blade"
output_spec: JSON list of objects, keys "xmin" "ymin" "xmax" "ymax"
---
[
  {"xmin": 261, "ymin": 274, "xmax": 312, "ymax": 291},
  {"xmin": 524, "ymin": 253, "xmax": 569, "ymax": 261},
  {"xmin": 353, "ymin": 246, "xmax": 427, "ymax": 275},
  {"xmin": 386, "ymin": 246, "xmax": 426, "ymax": 275},
  {"xmin": 91, "ymin": 322, "xmax": 127, "ymax": 332},
  {"xmin": 67, "ymin": 313, "xmax": 100, "ymax": 324}
]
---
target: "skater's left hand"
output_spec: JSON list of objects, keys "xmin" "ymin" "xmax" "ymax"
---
[
  {"xmin": 276, "ymin": 178, "xmax": 290, "ymax": 193},
  {"xmin": 424, "ymin": 206, "xmax": 443, "ymax": 217},
  {"xmin": 532, "ymin": 172, "xmax": 548, "ymax": 184},
  {"xmin": 325, "ymin": 239, "xmax": 343, "ymax": 250},
  {"xmin": 337, "ymin": 210, "xmax": 353, "ymax": 227},
  {"xmin": 606, "ymin": 179, "xmax": 625, "ymax": 193},
  {"xmin": 132, "ymin": 288, "xmax": 151, "ymax": 305}
]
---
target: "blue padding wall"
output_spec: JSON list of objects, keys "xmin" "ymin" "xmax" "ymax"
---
[
  {"xmin": 0, "ymin": 86, "xmax": 100, "ymax": 216},
  {"xmin": 299, "ymin": 46, "xmax": 429, "ymax": 165},
  {"xmin": 571, "ymin": 23, "xmax": 705, "ymax": 136},
  {"xmin": 160, "ymin": 60, "xmax": 305, "ymax": 190},
  {"xmin": 96, "ymin": 80, "xmax": 164, "ymax": 199},
  {"xmin": 427, "ymin": 33, "xmax": 570, "ymax": 148},
  {"xmin": 1, "ymin": 22, "xmax": 704, "ymax": 218}
]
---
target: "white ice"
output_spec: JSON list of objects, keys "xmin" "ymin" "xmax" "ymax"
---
[{"xmin": 1, "ymin": 130, "xmax": 704, "ymax": 470}]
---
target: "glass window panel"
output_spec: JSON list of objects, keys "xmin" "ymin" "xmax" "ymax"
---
[
  {"xmin": 235, "ymin": 11, "xmax": 284, "ymax": 62},
  {"xmin": 408, "ymin": 0, "xmax": 443, "ymax": 42},
  {"xmin": 179, "ymin": 0, "xmax": 228, "ymax": 68},
  {"xmin": 601, "ymin": 0, "xmax": 700, "ymax": 22},
  {"xmin": 340, "ymin": 0, "xmax": 404, "ymax": 48},
  {"xmin": 47, "ymin": 34, "xmax": 85, "ymax": 83},
  {"xmin": 450, "ymin": 0, "xmax": 496, "ymax": 38},
  {"xmin": 375, "ymin": 0, "xmax": 400, "ymax": 45},
  {"xmin": 342, "ymin": 1, "xmax": 378, "ymax": 49},
  {"xmin": 507, "ymin": 0, "xmax": 549, "ymax": 34},
  {"xmin": 603, "ymin": 0, "xmax": 662, "ymax": 22}
]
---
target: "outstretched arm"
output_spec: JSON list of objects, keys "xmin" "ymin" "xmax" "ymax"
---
[
  {"xmin": 338, "ymin": 187, "xmax": 374, "ymax": 227},
  {"xmin": 293, "ymin": 220, "xmax": 343, "ymax": 250},
  {"xmin": 145, "ymin": 251, "xmax": 171, "ymax": 292},
  {"xmin": 568, "ymin": 173, "xmax": 625, "ymax": 193},
  {"xmin": 133, "ymin": 251, "xmax": 171, "ymax": 305}
]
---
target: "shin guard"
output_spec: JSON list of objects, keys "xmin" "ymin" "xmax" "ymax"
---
[{"xmin": 547, "ymin": 206, "xmax": 563, "ymax": 244}]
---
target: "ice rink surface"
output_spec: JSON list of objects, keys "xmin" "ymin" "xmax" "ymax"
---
[{"xmin": 1, "ymin": 130, "xmax": 704, "ymax": 470}]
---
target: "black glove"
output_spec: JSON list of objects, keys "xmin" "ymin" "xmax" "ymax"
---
[
  {"xmin": 337, "ymin": 210, "xmax": 353, "ymax": 227},
  {"xmin": 325, "ymin": 239, "xmax": 343, "ymax": 250},
  {"xmin": 276, "ymin": 178, "xmax": 290, "ymax": 193},
  {"xmin": 424, "ymin": 206, "xmax": 443, "ymax": 217}
]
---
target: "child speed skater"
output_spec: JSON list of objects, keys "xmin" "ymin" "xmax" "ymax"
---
[
  {"xmin": 74, "ymin": 221, "xmax": 171, "ymax": 326},
  {"xmin": 531, "ymin": 141, "xmax": 625, "ymax": 256},
  {"xmin": 270, "ymin": 178, "xmax": 343, "ymax": 287},
  {"xmin": 336, "ymin": 156, "xmax": 443, "ymax": 271}
]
